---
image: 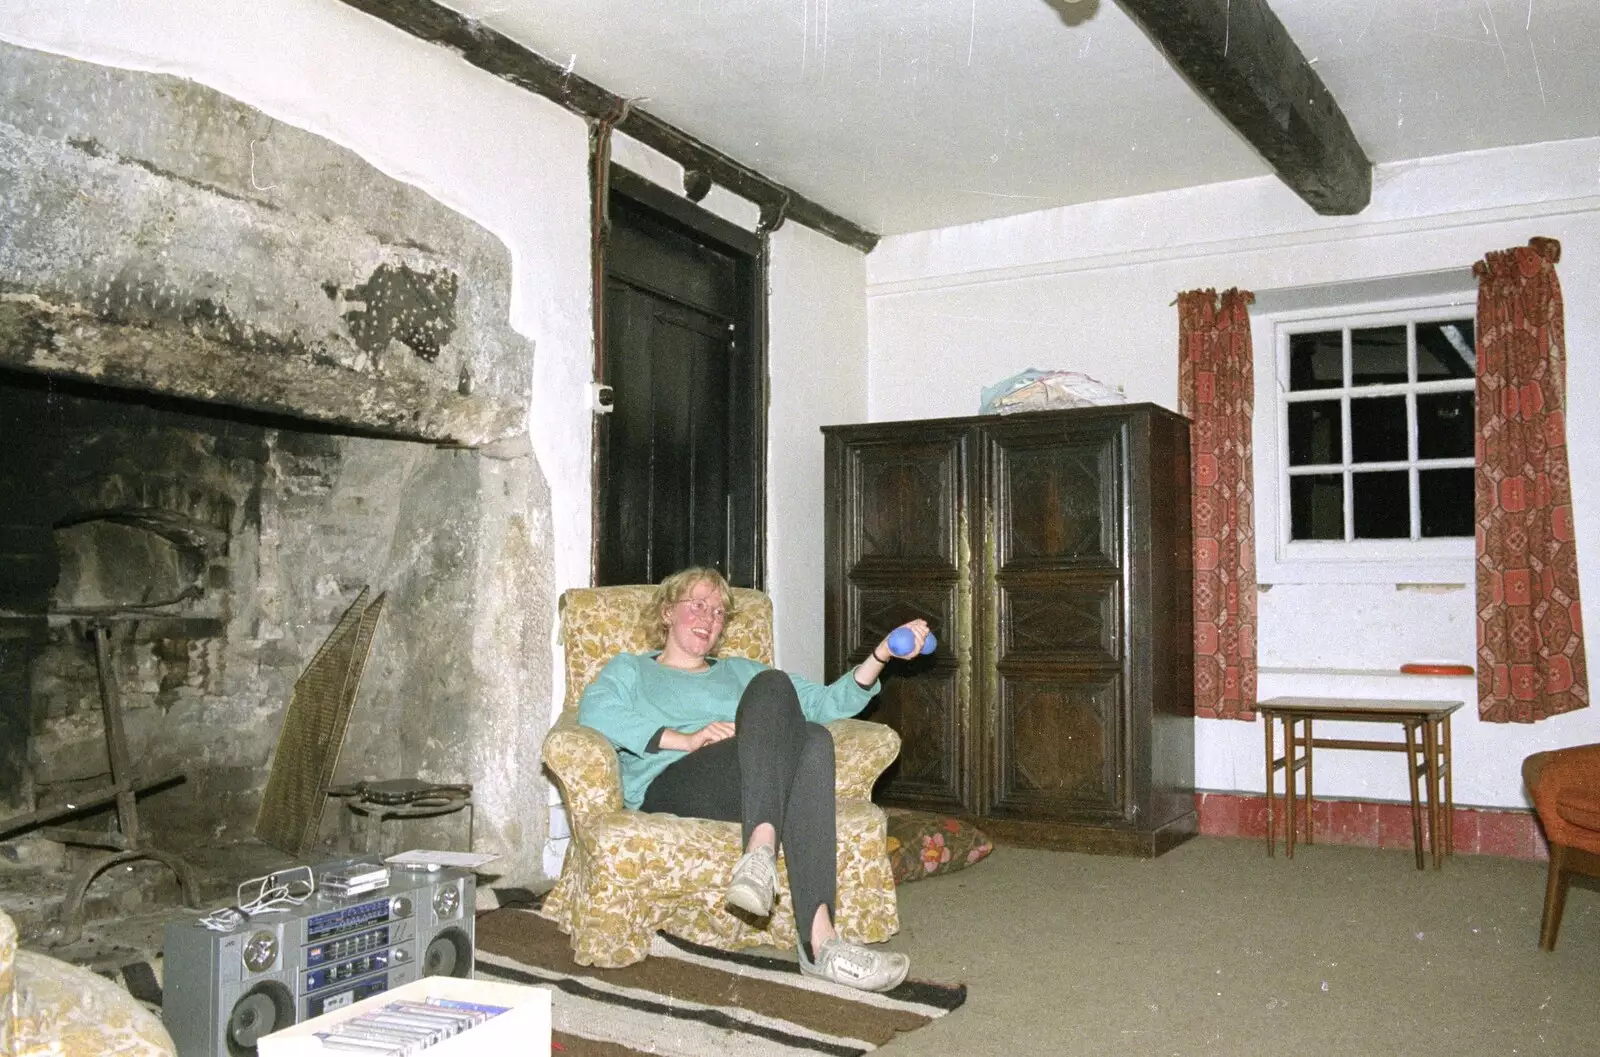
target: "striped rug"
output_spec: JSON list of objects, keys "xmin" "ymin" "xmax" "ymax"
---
[{"xmin": 472, "ymin": 908, "xmax": 966, "ymax": 1057}]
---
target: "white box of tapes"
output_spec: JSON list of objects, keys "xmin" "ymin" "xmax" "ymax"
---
[{"xmin": 258, "ymin": 976, "xmax": 551, "ymax": 1056}]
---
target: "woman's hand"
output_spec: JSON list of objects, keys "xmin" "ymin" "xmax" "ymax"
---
[
  {"xmin": 854, "ymin": 619, "xmax": 932, "ymax": 686},
  {"xmin": 882, "ymin": 619, "xmax": 932, "ymax": 660},
  {"xmin": 660, "ymin": 721, "xmax": 736, "ymax": 752}
]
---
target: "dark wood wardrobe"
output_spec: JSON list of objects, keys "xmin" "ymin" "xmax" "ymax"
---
[{"xmin": 823, "ymin": 404, "xmax": 1196, "ymax": 856}]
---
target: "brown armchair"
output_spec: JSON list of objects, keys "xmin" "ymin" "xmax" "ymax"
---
[
  {"xmin": 1522, "ymin": 742, "xmax": 1600, "ymax": 950},
  {"xmin": 539, "ymin": 585, "xmax": 901, "ymax": 968}
]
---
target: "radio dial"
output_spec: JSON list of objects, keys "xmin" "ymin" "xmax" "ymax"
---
[
  {"xmin": 392, "ymin": 946, "xmax": 411, "ymax": 963},
  {"xmin": 242, "ymin": 931, "xmax": 278, "ymax": 973},
  {"xmin": 389, "ymin": 895, "xmax": 413, "ymax": 919}
]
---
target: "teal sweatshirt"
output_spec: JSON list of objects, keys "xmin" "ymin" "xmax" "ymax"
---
[{"xmin": 577, "ymin": 652, "xmax": 879, "ymax": 810}]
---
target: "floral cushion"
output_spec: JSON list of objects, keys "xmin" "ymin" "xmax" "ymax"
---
[
  {"xmin": 1, "ymin": 910, "xmax": 175, "ymax": 1056},
  {"xmin": 884, "ymin": 809, "xmax": 995, "ymax": 884}
]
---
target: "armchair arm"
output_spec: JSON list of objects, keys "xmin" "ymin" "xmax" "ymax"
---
[
  {"xmin": 542, "ymin": 714, "xmax": 625, "ymax": 825},
  {"xmin": 828, "ymin": 719, "xmax": 901, "ymax": 801}
]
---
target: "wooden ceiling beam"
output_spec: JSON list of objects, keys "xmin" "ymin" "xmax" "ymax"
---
[
  {"xmin": 335, "ymin": 0, "xmax": 879, "ymax": 252},
  {"xmin": 1116, "ymin": 0, "xmax": 1372, "ymax": 215}
]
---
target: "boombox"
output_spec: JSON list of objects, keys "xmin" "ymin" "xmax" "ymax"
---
[{"xmin": 162, "ymin": 865, "xmax": 475, "ymax": 1057}]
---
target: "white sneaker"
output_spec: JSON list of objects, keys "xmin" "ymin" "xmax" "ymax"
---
[
  {"xmin": 725, "ymin": 844, "xmax": 779, "ymax": 917},
  {"xmin": 798, "ymin": 937, "xmax": 910, "ymax": 993}
]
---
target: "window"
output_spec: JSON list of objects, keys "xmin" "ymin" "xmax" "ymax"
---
[
  {"xmin": 1284, "ymin": 315, "xmax": 1476, "ymax": 541},
  {"xmin": 1252, "ymin": 277, "xmax": 1478, "ymax": 584}
]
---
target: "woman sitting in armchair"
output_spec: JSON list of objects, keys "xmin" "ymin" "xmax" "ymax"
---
[{"xmin": 577, "ymin": 566, "xmax": 928, "ymax": 992}]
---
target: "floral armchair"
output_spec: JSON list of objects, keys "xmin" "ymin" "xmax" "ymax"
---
[
  {"xmin": 539, "ymin": 585, "xmax": 901, "ymax": 968},
  {"xmin": 1, "ymin": 909, "xmax": 174, "ymax": 1056}
]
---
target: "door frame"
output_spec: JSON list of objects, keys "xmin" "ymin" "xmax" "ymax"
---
[{"xmin": 591, "ymin": 164, "xmax": 768, "ymax": 587}]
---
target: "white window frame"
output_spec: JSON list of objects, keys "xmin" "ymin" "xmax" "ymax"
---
[{"xmin": 1251, "ymin": 280, "xmax": 1478, "ymax": 585}]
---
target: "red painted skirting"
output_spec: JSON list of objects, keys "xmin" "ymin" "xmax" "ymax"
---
[{"xmin": 1194, "ymin": 792, "xmax": 1550, "ymax": 861}]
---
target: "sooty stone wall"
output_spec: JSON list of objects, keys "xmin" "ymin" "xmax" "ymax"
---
[{"xmin": 0, "ymin": 42, "xmax": 556, "ymax": 885}]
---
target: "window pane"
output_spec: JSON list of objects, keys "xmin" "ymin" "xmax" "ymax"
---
[
  {"xmin": 1352, "ymin": 471, "xmax": 1410, "ymax": 539},
  {"xmin": 1289, "ymin": 331, "xmax": 1343, "ymax": 390},
  {"xmin": 1287, "ymin": 400, "xmax": 1342, "ymax": 466},
  {"xmin": 1417, "ymin": 391, "xmax": 1475, "ymax": 458},
  {"xmin": 1349, "ymin": 396, "xmax": 1407, "ymax": 463},
  {"xmin": 1290, "ymin": 474, "xmax": 1344, "ymax": 540},
  {"xmin": 1417, "ymin": 319, "xmax": 1475, "ymax": 380},
  {"xmin": 1351, "ymin": 326, "xmax": 1407, "ymax": 386},
  {"xmin": 1420, "ymin": 468, "xmax": 1475, "ymax": 537}
]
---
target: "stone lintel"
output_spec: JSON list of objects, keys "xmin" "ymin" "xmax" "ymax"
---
[{"xmin": 0, "ymin": 295, "xmax": 525, "ymax": 447}]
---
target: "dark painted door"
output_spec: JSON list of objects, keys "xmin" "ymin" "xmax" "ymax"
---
[{"xmin": 597, "ymin": 181, "xmax": 762, "ymax": 588}]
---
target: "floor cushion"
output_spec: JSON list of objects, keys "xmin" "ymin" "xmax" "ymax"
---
[{"xmin": 884, "ymin": 809, "xmax": 994, "ymax": 884}]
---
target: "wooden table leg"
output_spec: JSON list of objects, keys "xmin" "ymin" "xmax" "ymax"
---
[
  {"xmin": 1443, "ymin": 714, "xmax": 1455, "ymax": 857},
  {"xmin": 1404, "ymin": 721, "xmax": 1424, "ymax": 871},
  {"xmin": 1285, "ymin": 717, "xmax": 1298, "ymax": 860},
  {"xmin": 1304, "ymin": 717, "xmax": 1315, "ymax": 845},
  {"xmin": 1263, "ymin": 712, "xmax": 1276, "ymax": 858},
  {"xmin": 1424, "ymin": 718, "xmax": 1443, "ymax": 869}
]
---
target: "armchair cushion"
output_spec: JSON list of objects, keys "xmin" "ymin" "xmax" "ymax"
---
[
  {"xmin": 541, "ymin": 584, "xmax": 901, "ymax": 968},
  {"xmin": 1529, "ymin": 742, "xmax": 1600, "ymax": 850},
  {"xmin": 1, "ymin": 910, "xmax": 175, "ymax": 1057},
  {"xmin": 541, "ymin": 798, "xmax": 896, "ymax": 968}
]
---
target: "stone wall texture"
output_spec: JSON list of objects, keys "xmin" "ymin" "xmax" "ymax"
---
[
  {"xmin": 0, "ymin": 41, "xmax": 556, "ymax": 885},
  {"xmin": 0, "ymin": 40, "xmax": 529, "ymax": 444}
]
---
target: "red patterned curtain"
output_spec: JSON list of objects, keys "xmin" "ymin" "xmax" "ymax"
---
[
  {"xmin": 1473, "ymin": 237, "xmax": 1589, "ymax": 723},
  {"xmin": 1178, "ymin": 288, "xmax": 1258, "ymax": 720}
]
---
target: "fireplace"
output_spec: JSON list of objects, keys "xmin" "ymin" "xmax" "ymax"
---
[{"xmin": 0, "ymin": 40, "xmax": 557, "ymax": 937}]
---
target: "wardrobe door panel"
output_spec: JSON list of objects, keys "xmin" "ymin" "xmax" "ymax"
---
[
  {"xmin": 847, "ymin": 437, "xmax": 963, "ymax": 572},
  {"xmin": 851, "ymin": 585, "xmax": 957, "ymax": 660},
  {"xmin": 825, "ymin": 426, "xmax": 972, "ymax": 814},
  {"xmin": 990, "ymin": 426, "xmax": 1121, "ymax": 570},
  {"xmin": 866, "ymin": 671, "xmax": 968, "ymax": 813},
  {"xmin": 851, "ymin": 582, "xmax": 968, "ymax": 811},
  {"xmin": 999, "ymin": 579, "xmax": 1122, "ymax": 665},
  {"xmin": 990, "ymin": 673, "xmax": 1125, "ymax": 820}
]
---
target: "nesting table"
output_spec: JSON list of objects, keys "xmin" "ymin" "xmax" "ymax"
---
[{"xmin": 1257, "ymin": 696, "xmax": 1465, "ymax": 870}]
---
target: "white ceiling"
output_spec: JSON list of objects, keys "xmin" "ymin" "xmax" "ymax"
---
[{"xmin": 446, "ymin": 0, "xmax": 1600, "ymax": 236}]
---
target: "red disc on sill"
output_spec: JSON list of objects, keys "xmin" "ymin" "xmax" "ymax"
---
[{"xmin": 1400, "ymin": 663, "xmax": 1475, "ymax": 676}]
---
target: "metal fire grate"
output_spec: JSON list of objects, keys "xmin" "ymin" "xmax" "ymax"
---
[{"xmin": 255, "ymin": 587, "xmax": 386, "ymax": 856}]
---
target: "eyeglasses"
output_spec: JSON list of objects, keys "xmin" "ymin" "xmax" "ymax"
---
[{"xmin": 676, "ymin": 598, "xmax": 727, "ymax": 621}]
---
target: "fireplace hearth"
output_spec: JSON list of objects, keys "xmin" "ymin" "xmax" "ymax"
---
[{"xmin": 0, "ymin": 40, "xmax": 557, "ymax": 945}]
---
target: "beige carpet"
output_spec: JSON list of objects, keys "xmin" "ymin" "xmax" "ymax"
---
[{"xmin": 872, "ymin": 836, "xmax": 1599, "ymax": 1056}]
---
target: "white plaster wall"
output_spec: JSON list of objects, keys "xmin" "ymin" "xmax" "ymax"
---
[
  {"xmin": 867, "ymin": 137, "xmax": 1600, "ymax": 808},
  {"xmin": 0, "ymin": 0, "xmax": 871, "ymax": 868},
  {"xmin": 766, "ymin": 223, "xmax": 871, "ymax": 679}
]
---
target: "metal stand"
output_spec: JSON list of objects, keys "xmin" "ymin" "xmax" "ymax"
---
[
  {"xmin": 327, "ymin": 780, "xmax": 475, "ymax": 858},
  {"xmin": 0, "ymin": 623, "xmax": 200, "ymax": 943}
]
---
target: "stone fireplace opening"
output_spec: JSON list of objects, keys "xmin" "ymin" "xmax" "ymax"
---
[{"xmin": 0, "ymin": 41, "xmax": 556, "ymax": 950}]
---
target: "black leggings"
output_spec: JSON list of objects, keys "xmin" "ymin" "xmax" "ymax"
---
[{"xmin": 640, "ymin": 669, "xmax": 837, "ymax": 952}]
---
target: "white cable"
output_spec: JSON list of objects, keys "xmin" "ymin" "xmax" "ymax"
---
[{"xmin": 198, "ymin": 865, "xmax": 315, "ymax": 930}]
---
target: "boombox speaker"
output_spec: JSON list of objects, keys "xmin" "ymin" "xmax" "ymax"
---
[{"xmin": 163, "ymin": 866, "xmax": 475, "ymax": 1057}]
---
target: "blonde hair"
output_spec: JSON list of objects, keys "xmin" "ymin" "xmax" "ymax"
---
[{"xmin": 645, "ymin": 567, "xmax": 735, "ymax": 650}]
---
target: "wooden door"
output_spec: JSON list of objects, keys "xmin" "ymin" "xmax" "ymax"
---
[
  {"xmin": 596, "ymin": 171, "xmax": 763, "ymax": 587},
  {"xmin": 980, "ymin": 414, "xmax": 1130, "ymax": 823},
  {"xmin": 824, "ymin": 424, "xmax": 973, "ymax": 814}
]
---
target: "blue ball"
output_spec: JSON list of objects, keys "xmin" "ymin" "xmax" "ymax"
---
[{"xmin": 888, "ymin": 627, "xmax": 937, "ymax": 656}]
